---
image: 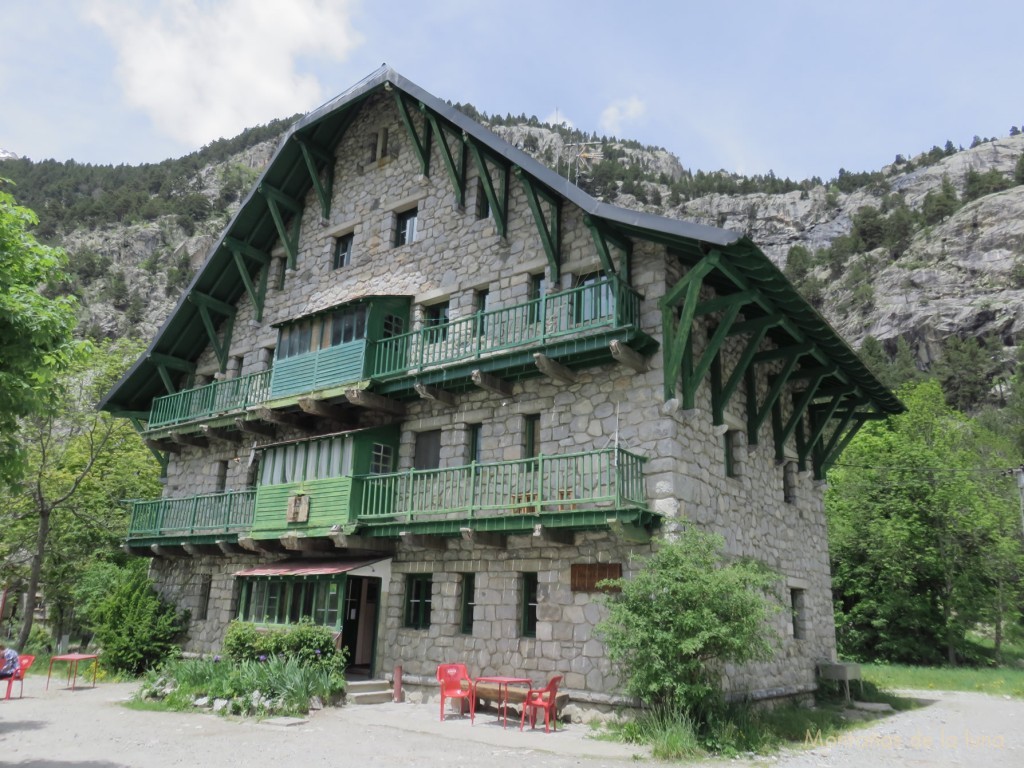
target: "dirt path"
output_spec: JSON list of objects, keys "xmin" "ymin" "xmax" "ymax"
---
[{"xmin": 1, "ymin": 682, "xmax": 1022, "ymax": 767}]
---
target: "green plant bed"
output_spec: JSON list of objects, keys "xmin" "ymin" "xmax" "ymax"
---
[{"xmin": 862, "ymin": 663, "xmax": 1024, "ymax": 698}]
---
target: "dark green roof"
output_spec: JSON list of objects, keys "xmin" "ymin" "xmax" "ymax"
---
[{"xmin": 100, "ymin": 65, "xmax": 901, "ymax": 418}]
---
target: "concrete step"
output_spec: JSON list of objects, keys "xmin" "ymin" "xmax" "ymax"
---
[{"xmin": 347, "ymin": 679, "xmax": 392, "ymax": 705}]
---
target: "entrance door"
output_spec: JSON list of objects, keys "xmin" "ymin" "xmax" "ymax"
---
[{"xmin": 342, "ymin": 576, "xmax": 380, "ymax": 677}]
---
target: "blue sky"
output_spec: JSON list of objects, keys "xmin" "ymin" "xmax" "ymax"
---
[{"xmin": 2, "ymin": 0, "xmax": 1022, "ymax": 181}]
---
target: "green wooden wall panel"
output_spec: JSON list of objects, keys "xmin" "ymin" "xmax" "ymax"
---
[{"xmin": 252, "ymin": 476, "xmax": 353, "ymax": 537}]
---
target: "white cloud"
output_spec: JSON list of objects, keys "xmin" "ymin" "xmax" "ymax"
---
[
  {"xmin": 598, "ymin": 96, "xmax": 645, "ymax": 137},
  {"xmin": 82, "ymin": 0, "xmax": 362, "ymax": 146},
  {"xmin": 542, "ymin": 109, "xmax": 573, "ymax": 130}
]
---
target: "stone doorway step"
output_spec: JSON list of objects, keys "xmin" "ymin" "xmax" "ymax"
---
[{"xmin": 347, "ymin": 679, "xmax": 392, "ymax": 705}]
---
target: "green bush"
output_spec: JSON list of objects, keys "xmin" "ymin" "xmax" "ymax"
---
[
  {"xmin": 597, "ymin": 526, "xmax": 779, "ymax": 715},
  {"xmin": 222, "ymin": 619, "xmax": 347, "ymax": 673},
  {"xmin": 92, "ymin": 563, "xmax": 187, "ymax": 676}
]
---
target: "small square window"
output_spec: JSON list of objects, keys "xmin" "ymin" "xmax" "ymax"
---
[
  {"xmin": 395, "ymin": 208, "xmax": 418, "ymax": 247},
  {"xmin": 332, "ymin": 233, "xmax": 353, "ymax": 269},
  {"xmin": 405, "ymin": 574, "xmax": 432, "ymax": 629}
]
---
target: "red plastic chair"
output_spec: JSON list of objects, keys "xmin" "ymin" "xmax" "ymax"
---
[
  {"xmin": 520, "ymin": 675, "xmax": 562, "ymax": 732},
  {"xmin": 4, "ymin": 655, "xmax": 35, "ymax": 700},
  {"xmin": 436, "ymin": 663, "xmax": 475, "ymax": 722}
]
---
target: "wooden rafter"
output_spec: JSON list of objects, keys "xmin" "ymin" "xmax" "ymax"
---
[
  {"xmin": 293, "ymin": 134, "xmax": 335, "ymax": 219},
  {"xmin": 585, "ymin": 216, "xmax": 632, "ymax": 283},
  {"xmin": 258, "ymin": 183, "xmax": 303, "ymax": 269},
  {"xmin": 424, "ymin": 111, "xmax": 467, "ymax": 206},
  {"xmin": 188, "ymin": 292, "xmax": 236, "ymax": 372},
  {"xmin": 224, "ymin": 238, "xmax": 270, "ymax": 322},
  {"xmin": 393, "ymin": 92, "xmax": 431, "ymax": 175},
  {"xmin": 466, "ymin": 137, "xmax": 509, "ymax": 237},
  {"xmin": 516, "ymin": 169, "xmax": 562, "ymax": 281}
]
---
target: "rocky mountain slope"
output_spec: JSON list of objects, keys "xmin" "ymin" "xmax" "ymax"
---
[{"xmin": 7, "ymin": 118, "xmax": 1024, "ymax": 375}]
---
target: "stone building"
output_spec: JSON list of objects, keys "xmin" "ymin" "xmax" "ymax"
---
[{"xmin": 100, "ymin": 67, "xmax": 902, "ymax": 711}]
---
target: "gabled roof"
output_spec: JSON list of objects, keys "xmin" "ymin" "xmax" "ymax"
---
[{"xmin": 100, "ymin": 65, "xmax": 902, "ymax": 418}]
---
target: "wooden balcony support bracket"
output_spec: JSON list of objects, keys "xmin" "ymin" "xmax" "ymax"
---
[
  {"xmin": 258, "ymin": 182, "xmax": 303, "ymax": 269},
  {"xmin": 150, "ymin": 544, "xmax": 187, "ymax": 559},
  {"xmin": 660, "ymin": 254, "xmax": 719, "ymax": 402},
  {"xmin": 399, "ymin": 532, "xmax": 448, "ymax": 551},
  {"xmin": 298, "ymin": 397, "xmax": 350, "ymax": 421},
  {"xmin": 425, "ymin": 111, "xmax": 467, "ymax": 207},
  {"xmin": 253, "ymin": 407, "xmax": 316, "ymax": 432},
  {"xmin": 293, "ymin": 134, "xmax": 335, "ymax": 219},
  {"xmin": 585, "ymin": 217, "xmax": 630, "ymax": 286},
  {"xmin": 329, "ymin": 533, "xmax": 396, "ymax": 553},
  {"xmin": 532, "ymin": 525, "xmax": 575, "ymax": 546},
  {"xmin": 801, "ymin": 389, "xmax": 855, "ymax": 466},
  {"xmin": 516, "ymin": 168, "xmax": 562, "ymax": 281},
  {"xmin": 533, "ymin": 352, "xmax": 576, "ymax": 385},
  {"xmin": 609, "ymin": 339, "xmax": 650, "ymax": 374},
  {"xmin": 471, "ymin": 369, "xmax": 513, "ymax": 398},
  {"xmin": 200, "ymin": 425, "xmax": 242, "ymax": 445},
  {"xmin": 170, "ymin": 431, "xmax": 209, "ymax": 448},
  {"xmin": 217, "ymin": 540, "xmax": 249, "ymax": 556},
  {"xmin": 188, "ymin": 291, "xmax": 237, "ymax": 372},
  {"xmin": 775, "ymin": 371, "xmax": 829, "ymax": 463},
  {"xmin": 344, "ymin": 389, "xmax": 406, "ymax": 417},
  {"xmin": 145, "ymin": 438, "xmax": 180, "ymax": 454},
  {"xmin": 225, "ymin": 237, "xmax": 270, "ymax": 322},
  {"xmin": 746, "ymin": 344, "xmax": 814, "ymax": 440},
  {"xmin": 713, "ymin": 315, "xmax": 778, "ymax": 426},
  {"xmin": 183, "ymin": 543, "xmax": 222, "ymax": 557},
  {"xmin": 466, "ymin": 137, "xmax": 510, "ymax": 237},
  {"xmin": 608, "ymin": 518, "xmax": 652, "ymax": 544},
  {"xmin": 280, "ymin": 533, "xmax": 334, "ymax": 553},
  {"xmin": 414, "ymin": 382, "xmax": 456, "ymax": 407},
  {"xmin": 460, "ymin": 528, "xmax": 507, "ymax": 549},
  {"xmin": 237, "ymin": 536, "xmax": 287, "ymax": 554},
  {"xmin": 821, "ymin": 413, "xmax": 873, "ymax": 475},
  {"xmin": 234, "ymin": 417, "xmax": 276, "ymax": 438},
  {"xmin": 393, "ymin": 92, "xmax": 432, "ymax": 176}
]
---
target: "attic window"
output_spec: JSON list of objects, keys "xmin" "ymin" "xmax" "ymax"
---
[{"xmin": 370, "ymin": 127, "xmax": 390, "ymax": 163}]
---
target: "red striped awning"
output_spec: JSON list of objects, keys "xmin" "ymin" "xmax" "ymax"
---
[{"xmin": 235, "ymin": 558, "xmax": 385, "ymax": 577}]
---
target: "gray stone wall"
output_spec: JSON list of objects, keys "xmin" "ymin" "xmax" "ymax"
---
[{"xmin": 155, "ymin": 88, "xmax": 838, "ymax": 705}]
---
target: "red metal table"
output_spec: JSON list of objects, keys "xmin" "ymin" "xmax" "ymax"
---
[
  {"xmin": 46, "ymin": 653, "xmax": 99, "ymax": 691},
  {"xmin": 474, "ymin": 676, "xmax": 532, "ymax": 728}
]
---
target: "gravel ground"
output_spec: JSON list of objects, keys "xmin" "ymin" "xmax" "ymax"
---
[{"xmin": 1, "ymin": 681, "xmax": 1022, "ymax": 767}]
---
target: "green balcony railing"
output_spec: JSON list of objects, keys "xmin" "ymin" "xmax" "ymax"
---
[
  {"xmin": 128, "ymin": 489, "xmax": 257, "ymax": 538},
  {"xmin": 357, "ymin": 446, "xmax": 646, "ymax": 524},
  {"xmin": 372, "ymin": 276, "xmax": 641, "ymax": 378},
  {"xmin": 148, "ymin": 370, "xmax": 271, "ymax": 430}
]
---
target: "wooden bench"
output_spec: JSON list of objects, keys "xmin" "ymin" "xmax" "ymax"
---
[{"xmin": 470, "ymin": 681, "xmax": 569, "ymax": 711}]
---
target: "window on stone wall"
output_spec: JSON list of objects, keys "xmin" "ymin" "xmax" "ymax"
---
[
  {"xmin": 369, "ymin": 443, "xmax": 394, "ymax": 475},
  {"xmin": 214, "ymin": 460, "xmax": 228, "ymax": 493},
  {"xmin": 521, "ymin": 572, "xmax": 538, "ymax": 637},
  {"xmin": 724, "ymin": 430, "xmax": 741, "ymax": 478},
  {"xmin": 394, "ymin": 207, "xmax": 418, "ymax": 247},
  {"xmin": 414, "ymin": 430, "xmax": 442, "ymax": 471},
  {"xmin": 237, "ymin": 576, "xmax": 344, "ymax": 630},
  {"xmin": 332, "ymin": 232, "xmax": 354, "ymax": 269},
  {"xmin": 196, "ymin": 574, "xmax": 213, "ymax": 621},
  {"xmin": 790, "ymin": 588, "xmax": 807, "ymax": 640},
  {"xmin": 475, "ymin": 177, "xmax": 490, "ymax": 220},
  {"xmin": 570, "ymin": 563, "xmax": 622, "ymax": 593},
  {"xmin": 459, "ymin": 573, "xmax": 476, "ymax": 635},
  {"xmin": 528, "ymin": 273, "xmax": 546, "ymax": 323},
  {"xmin": 467, "ymin": 423, "xmax": 482, "ymax": 465},
  {"xmin": 783, "ymin": 461, "xmax": 798, "ymax": 504},
  {"xmin": 475, "ymin": 288, "xmax": 490, "ymax": 335},
  {"xmin": 405, "ymin": 574, "xmax": 433, "ymax": 629},
  {"xmin": 423, "ymin": 301, "xmax": 449, "ymax": 342},
  {"xmin": 523, "ymin": 414, "xmax": 540, "ymax": 459}
]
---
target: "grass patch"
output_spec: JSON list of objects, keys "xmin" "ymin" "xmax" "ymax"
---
[{"xmin": 862, "ymin": 662, "xmax": 1024, "ymax": 698}]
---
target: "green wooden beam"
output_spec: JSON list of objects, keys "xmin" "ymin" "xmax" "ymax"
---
[
  {"xmin": 695, "ymin": 290, "xmax": 757, "ymax": 316},
  {"xmin": 223, "ymin": 237, "xmax": 270, "ymax": 265},
  {"xmin": 800, "ymin": 390, "xmax": 848, "ymax": 465},
  {"xmin": 230, "ymin": 248, "xmax": 266, "ymax": 322},
  {"xmin": 584, "ymin": 216, "xmax": 633, "ymax": 283},
  {"xmin": 716, "ymin": 318, "xmax": 773, "ymax": 426},
  {"xmin": 259, "ymin": 183, "xmax": 302, "ymax": 269},
  {"xmin": 752, "ymin": 341, "xmax": 815, "ymax": 363},
  {"xmin": 660, "ymin": 256, "xmax": 718, "ymax": 402},
  {"xmin": 155, "ymin": 365, "xmax": 177, "ymax": 396},
  {"xmin": 749, "ymin": 351, "xmax": 806, "ymax": 437},
  {"xmin": 691, "ymin": 302, "xmax": 742, "ymax": 392},
  {"xmin": 425, "ymin": 111, "xmax": 465, "ymax": 206},
  {"xmin": 777, "ymin": 372, "xmax": 827, "ymax": 462},
  {"xmin": 813, "ymin": 402, "xmax": 858, "ymax": 477},
  {"xmin": 821, "ymin": 415, "xmax": 869, "ymax": 473},
  {"xmin": 710, "ymin": 349, "xmax": 724, "ymax": 425},
  {"xmin": 189, "ymin": 292, "xmax": 237, "ymax": 372},
  {"xmin": 466, "ymin": 137, "xmax": 509, "ymax": 237},
  {"xmin": 516, "ymin": 168, "xmax": 561, "ymax": 281},
  {"xmin": 392, "ymin": 93, "xmax": 431, "ymax": 176},
  {"xmin": 147, "ymin": 353, "xmax": 196, "ymax": 373},
  {"xmin": 294, "ymin": 135, "xmax": 334, "ymax": 220}
]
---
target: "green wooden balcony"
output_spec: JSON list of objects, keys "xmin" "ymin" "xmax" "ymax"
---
[
  {"xmin": 148, "ymin": 370, "xmax": 271, "ymax": 430},
  {"xmin": 357, "ymin": 446, "xmax": 650, "ymax": 535},
  {"xmin": 127, "ymin": 489, "xmax": 257, "ymax": 543},
  {"xmin": 371, "ymin": 276, "xmax": 644, "ymax": 381}
]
